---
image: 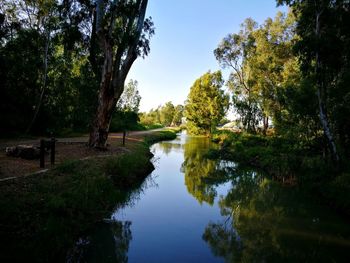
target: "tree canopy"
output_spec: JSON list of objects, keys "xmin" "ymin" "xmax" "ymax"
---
[{"xmin": 185, "ymin": 71, "xmax": 229, "ymax": 135}]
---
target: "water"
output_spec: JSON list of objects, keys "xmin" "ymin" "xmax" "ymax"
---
[{"xmin": 80, "ymin": 132, "xmax": 350, "ymax": 262}]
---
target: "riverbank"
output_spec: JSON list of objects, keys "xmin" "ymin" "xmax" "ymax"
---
[
  {"xmin": 0, "ymin": 129, "xmax": 177, "ymax": 262},
  {"xmin": 207, "ymin": 130, "xmax": 350, "ymax": 216}
]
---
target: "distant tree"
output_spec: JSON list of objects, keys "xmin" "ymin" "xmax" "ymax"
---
[
  {"xmin": 139, "ymin": 107, "xmax": 162, "ymax": 127},
  {"xmin": 159, "ymin": 101, "xmax": 175, "ymax": 126},
  {"xmin": 116, "ymin": 79, "xmax": 141, "ymax": 113},
  {"xmin": 172, "ymin": 104, "xmax": 184, "ymax": 126},
  {"xmin": 185, "ymin": 71, "xmax": 229, "ymax": 135},
  {"xmin": 110, "ymin": 79, "xmax": 142, "ymax": 132}
]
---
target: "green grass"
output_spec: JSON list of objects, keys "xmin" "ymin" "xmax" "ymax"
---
[
  {"xmin": 143, "ymin": 123, "xmax": 164, "ymax": 130},
  {"xmin": 0, "ymin": 129, "xmax": 177, "ymax": 262},
  {"xmin": 143, "ymin": 129, "xmax": 177, "ymax": 145}
]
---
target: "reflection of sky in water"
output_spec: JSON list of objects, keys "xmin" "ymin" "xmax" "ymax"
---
[{"xmin": 112, "ymin": 133, "xmax": 230, "ymax": 263}]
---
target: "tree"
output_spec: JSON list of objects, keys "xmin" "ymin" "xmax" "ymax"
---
[
  {"xmin": 277, "ymin": 0, "xmax": 350, "ymax": 164},
  {"xmin": 172, "ymin": 104, "xmax": 184, "ymax": 126},
  {"xmin": 185, "ymin": 71, "xmax": 229, "ymax": 135},
  {"xmin": 116, "ymin": 79, "xmax": 141, "ymax": 112},
  {"xmin": 0, "ymin": 0, "xmax": 59, "ymax": 134},
  {"xmin": 248, "ymin": 12, "xmax": 297, "ymax": 134},
  {"xmin": 159, "ymin": 101, "xmax": 175, "ymax": 127},
  {"xmin": 214, "ymin": 18, "xmax": 261, "ymax": 133},
  {"xmin": 215, "ymin": 14, "xmax": 298, "ymax": 134},
  {"xmin": 110, "ymin": 79, "xmax": 142, "ymax": 131},
  {"xmin": 88, "ymin": 0, "xmax": 154, "ymax": 148},
  {"xmin": 0, "ymin": 0, "xmax": 99, "ymax": 135}
]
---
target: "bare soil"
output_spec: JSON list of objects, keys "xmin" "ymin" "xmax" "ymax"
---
[{"xmin": 0, "ymin": 131, "xmax": 160, "ymax": 180}]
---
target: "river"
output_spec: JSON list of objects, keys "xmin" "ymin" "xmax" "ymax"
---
[{"xmin": 76, "ymin": 132, "xmax": 350, "ymax": 262}]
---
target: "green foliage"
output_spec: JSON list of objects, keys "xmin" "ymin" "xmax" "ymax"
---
[
  {"xmin": 116, "ymin": 79, "xmax": 141, "ymax": 113},
  {"xmin": 0, "ymin": 29, "xmax": 44, "ymax": 134},
  {"xmin": 110, "ymin": 110, "xmax": 144, "ymax": 132},
  {"xmin": 159, "ymin": 101, "xmax": 175, "ymax": 126},
  {"xmin": 0, "ymin": 1, "xmax": 99, "ymax": 136},
  {"xmin": 143, "ymin": 130, "xmax": 177, "ymax": 145},
  {"xmin": 139, "ymin": 102, "xmax": 184, "ymax": 128},
  {"xmin": 172, "ymin": 104, "xmax": 185, "ymax": 126},
  {"xmin": 110, "ymin": 80, "xmax": 144, "ymax": 132},
  {"xmin": 185, "ymin": 71, "xmax": 230, "ymax": 135},
  {"xmin": 215, "ymin": 11, "xmax": 298, "ymax": 134},
  {"xmin": 0, "ymin": 0, "xmax": 153, "ymax": 137},
  {"xmin": 322, "ymin": 173, "xmax": 350, "ymax": 213},
  {"xmin": 209, "ymin": 130, "xmax": 333, "ymax": 180},
  {"xmin": 105, "ymin": 146, "xmax": 154, "ymax": 189},
  {"xmin": 277, "ymin": 0, "xmax": 350, "ymax": 161},
  {"xmin": 139, "ymin": 109, "xmax": 162, "ymax": 127}
]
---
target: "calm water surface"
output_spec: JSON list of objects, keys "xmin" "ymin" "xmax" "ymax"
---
[{"xmin": 81, "ymin": 132, "xmax": 350, "ymax": 262}]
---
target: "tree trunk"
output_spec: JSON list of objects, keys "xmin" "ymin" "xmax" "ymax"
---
[
  {"xmin": 263, "ymin": 115, "xmax": 269, "ymax": 135},
  {"xmin": 26, "ymin": 25, "xmax": 50, "ymax": 134},
  {"xmin": 88, "ymin": 0, "xmax": 149, "ymax": 148},
  {"xmin": 315, "ymin": 9, "xmax": 340, "ymax": 164},
  {"xmin": 88, "ymin": 41, "xmax": 115, "ymax": 148},
  {"xmin": 88, "ymin": 89, "xmax": 116, "ymax": 148}
]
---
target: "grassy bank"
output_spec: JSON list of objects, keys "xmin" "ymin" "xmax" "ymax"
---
[
  {"xmin": 0, "ymin": 130, "xmax": 177, "ymax": 262},
  {"xmin": 208, "ymin": 130, "xmax": 350, "ymax": 215}
]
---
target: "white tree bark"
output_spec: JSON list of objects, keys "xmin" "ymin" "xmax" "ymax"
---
[{"xmin": 314, "ymin": 7, "xmax": 339, "ymax": 163}]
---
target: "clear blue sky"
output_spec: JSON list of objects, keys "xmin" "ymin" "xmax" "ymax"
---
[{"xmin": 128, "ymin": 0, "xmax": 287, "ymax": 112}]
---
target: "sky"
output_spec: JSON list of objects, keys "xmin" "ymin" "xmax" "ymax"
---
[{"xmin": 127, "ymin": 0, "xmax": 287, "ymax": 112}]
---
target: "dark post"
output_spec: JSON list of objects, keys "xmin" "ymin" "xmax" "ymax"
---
[
  {"xmin": 122, "ymin": 130, "xmax": 126, "ymax": 146},
  {"xmin": 40, "ymin": 139, "xmax": 45, "ymax": 168},
  {"xmin": 50, "ymin": 137, "xmax": 55, "ymax": 165}
]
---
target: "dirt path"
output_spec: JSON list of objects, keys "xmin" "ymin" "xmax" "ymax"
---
[
  {"xmin": 0, "ymin": 128, "xmax": 165, "ymax": 180},
  {"xmin": 0, "ymin": 128, "xmax": 165, "ymax": 149}
]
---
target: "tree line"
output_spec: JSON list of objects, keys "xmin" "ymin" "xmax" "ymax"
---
[
  {"xmin": 139, "ymin": 102, "xmax": 184, "ymax": 128},
  {"xmin": 185, "ymin": 0, "xmax": 350, "ymax": 167},
  {"xmin": 0, "ymin": 0, "xmax": 152, "ymax": 148}
]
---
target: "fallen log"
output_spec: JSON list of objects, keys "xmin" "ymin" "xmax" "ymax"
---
[{"xmin": 6, "ymin": 145, "xmax": 41, "ymax": 160}]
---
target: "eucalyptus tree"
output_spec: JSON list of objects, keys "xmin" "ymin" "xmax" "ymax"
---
[
  {"xmin": 88, "ymin": 0, "xmax": 154, "ymax": 148},
  {"xmin": 214, "ymin": 18, "xmax": 261, "ymax": 133},
  {"xmin": 0, "ymin": 0, "xmax": 59, "ymax": 133},
  {"xmin": 277, "ymin": 0, "xmax": 350, "ymax": 164},
  {"xmin": 215, "ymin": 13, "xmax": 299, "ymax": 134},
  {"xmin": 0, "ymin": 0, "xmax": 59, "ymax": 132},
  {"xmin": 248, "ymin": 11, "xmax": 297, "ymax": 134}
]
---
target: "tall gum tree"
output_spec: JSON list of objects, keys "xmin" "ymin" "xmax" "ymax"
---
[
  {"xmin": 214, "ymin": 19, "xmax": 261, "ymax": 133},
  {"xmin": 88, "ymin": 0, "xmax": 153, "ymax": 148},
  {"xmin": 277, "ymin": 0, "xmax": 342, "ymax": 164}
]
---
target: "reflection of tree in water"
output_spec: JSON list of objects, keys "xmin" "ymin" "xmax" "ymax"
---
[
  {"xmin": 182, "ymin": 136, "xmax": 230, "ymax": 205},
  {"xmin": 71, "ymin": 221, "xmax": 132, "ymax": 263},
  {"xmin": 112, "ymin": 221, "xmax": 132, "ymax": 263},
  {"xmin": 158, "ymin": 141, "xmax": 184, "ymax": 155},
  {"xmin": 203, "ymin": 168, "xmax": 350, "ymax": 262}
]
